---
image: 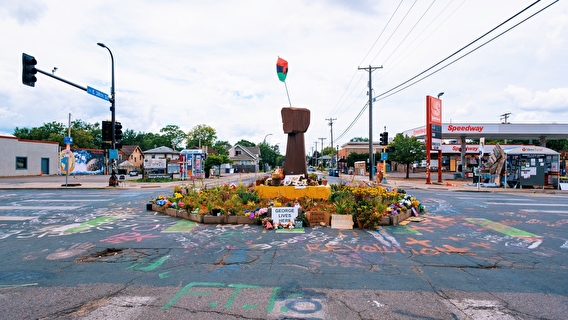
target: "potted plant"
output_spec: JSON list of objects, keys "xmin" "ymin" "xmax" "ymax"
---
[
  {"xmin": 294, "ymin": 209, "xmax": 309, "ymax": 228},
  {"xmin": 321, "ymin": 176, "xmax": 328, "ymax": 186}
]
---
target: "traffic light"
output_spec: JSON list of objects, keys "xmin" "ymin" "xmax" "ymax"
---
[
  {"xmin": 379, "ymin": 132, "xmax": 386, "ymax": 145},
  {"xmin": 22, "ymin": 53, "xmax": 37, "ymax": 87},
  {"xmin": 102, "ymin": 121, "xmax": 113, "ymax": 141},
  {"xmin": 383, "ymin": 132, "xmax": 388, "ymax": 145},
  {"xmin": 114, "ymin": 122, "xmax": 123, "ymax": 141}
]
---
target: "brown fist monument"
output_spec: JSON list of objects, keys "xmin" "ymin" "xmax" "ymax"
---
[{"xmin": 281, "ymin": 107, "xmax": 310, "ymax": 177}]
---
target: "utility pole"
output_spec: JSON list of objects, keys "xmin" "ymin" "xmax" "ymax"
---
[
  {"xmin": 319, "ymin": 137, "xmax": 327, "ymax": 168},
  {"xmin": 358, "ymin": 65, "xmax": 383, "ymax": 181},
  {"xmin": 326, "ymin": 118, "xmax": 337, "ymax": 171},
  {"xmin": 314, "ymin": 141, "xmax": 318, "ymax": 166},
  {"xmin": 500, "ymin": 112, "xmax": 512, "ymax": 124}
]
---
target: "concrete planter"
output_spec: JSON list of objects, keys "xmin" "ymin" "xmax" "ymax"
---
[
  {"xmin": 164, "ymin": 208, "xmax": 179, "ymax": 217},
  {"xmin": 226, "ymin": 216, "xmax": 238, "ymax": 224},
  {"xmin": 203, "ymin": 215, "xmax": 227, "ymax": 224},
  {"xmin": 178, "ymin": 210, "xmax": 190, "ymax": 220},
  {"xmin": 152, "ymin": 204, "xmax": 165, "ymax": 213},
  {"xmin": 189, "ymin": 213, "xmax": 204, "ymax": 223},
  {"xmin": 237, "ymin": 216, "xmax": 255, "ymax": 224}
]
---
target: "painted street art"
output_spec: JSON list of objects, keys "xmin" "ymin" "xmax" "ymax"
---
[{"xmin": 162, "ymin": 281, "xmax": 327, "ymax": 319}]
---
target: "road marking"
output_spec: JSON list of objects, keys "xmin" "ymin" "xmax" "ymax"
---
[
  {"xmin": 445, "ymin": 299, "xmax": 515, "ymax": 319},
  {"xmin": 0, "ymin": 216, "xmax": 35, "ymax": 221},
  {"xmin": 21, "ymin": 199, "xmax": 108, "ymax": 202},
  {"xmin": 0, "ymin": 206, "xmax": 82, "ymax": 210},
  {"xmin": 485, "ymin": 202, "xmax": 568, "ymax": 206},
  {"xmin": 465, "ymin": 218, "xmax": 540, "ymax": 237},
  {"xmin": 83, "ymin": 296, "xmax": 154, "ymax": 320}
]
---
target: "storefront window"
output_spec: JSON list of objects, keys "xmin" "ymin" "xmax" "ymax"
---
[{"xmin": 16, "ymin": 156, "xmax": 28, "ymax": 170}]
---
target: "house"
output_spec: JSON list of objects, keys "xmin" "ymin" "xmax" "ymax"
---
[
  {"xmin": 142, "ymin": 146, "xmax": 180, "ymax": 160},
  {"xmin": 119, "ymin": 145, "xmax": 145, "ymax": 170},
  {"xmin": 229, "ymin": 145, "xmax": 260, "ymax": 173},
  {"xmin": 142, "ymin": 146, "xmax": 180, "ymax": 174}
]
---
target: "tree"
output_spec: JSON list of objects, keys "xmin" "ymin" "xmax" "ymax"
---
[
  {"xmin": 160, "ymin": 124, "xmax": 186, "ymax": 150},
  {"xmin": 235, "ymin": 139, "xmax": 256, "ymax": 147},
  {"xmin": 321, "ymin": 146, "xmax": 337, "ymax": 157},
  {"xmin": 186, "ymin": 124, "xmax": 217, "ymax": 148},
  {"xmin": 212, "ymin": 140, "xmax": 231, "ymax": 156},
  {"xmin": 204, "ymin": 153, "xmax": 232, "ymax": 178},
  {"xmin": 350, "ymin": 137, "xmax": 369, "ymax": 142},
  {"xmin": 259, "ymin": 142, "xmax": 280, "ymax": 172},
  {"xmin": 389, "ymin": 133, "xmax": 426, "ymax": 178}
]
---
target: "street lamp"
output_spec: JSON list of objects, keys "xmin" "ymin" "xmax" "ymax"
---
[
  {"xmin": 263, "ymin": 133, "xmax": 272, "ymax": 144},
  {"xmin": 97, "ymin": 42, "xmax": 117, "ymax": 186},
  {"xmin": 437, "ymin": 92, "xmax": 444, "ymax": 99}
]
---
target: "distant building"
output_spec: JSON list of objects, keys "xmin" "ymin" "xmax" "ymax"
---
[
  {"xmin": 0, "ymin": 135, "xmax": 59, "ymax": 177},
  {"xmin": 229, "ymin": 145, "xmax": 260, "ymax": 173},
  {"xmin": 119, "ymin": 145, "xmax": 145, "ymax": 170}
]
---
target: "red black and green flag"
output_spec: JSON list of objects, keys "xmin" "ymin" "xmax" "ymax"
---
[{"xmin": 276, "ymin": 57, "xmax": 288, "ymax": 82}]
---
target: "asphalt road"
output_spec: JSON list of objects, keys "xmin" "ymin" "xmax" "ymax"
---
[{"xmin": 0, "ymin": 179, "xmax": 566, "ymax": 319}]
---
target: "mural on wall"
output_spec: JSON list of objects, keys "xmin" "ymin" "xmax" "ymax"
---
[{"xmin": 58, "ymin": 149, "xmax": 105, "ymax": 175}]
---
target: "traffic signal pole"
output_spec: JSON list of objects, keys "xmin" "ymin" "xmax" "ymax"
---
[
  {"xmin": 36, "ymin": 68, "xmax": 88, "ymax": 92},
  {"xmin": 22, "ymin": 51, "xmax": 117, "ymax": 185},
  {"xmin": 97, "ymin": 43, "xmax": 117, "ymax": 186}
]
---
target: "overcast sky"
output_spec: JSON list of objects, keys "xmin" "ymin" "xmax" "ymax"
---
[{"xmin": 1, "ymin": 0, "xmax": 566, "ymax": 153}]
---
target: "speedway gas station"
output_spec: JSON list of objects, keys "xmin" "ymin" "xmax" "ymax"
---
[{"xmin": 402, "ymin": 122, "xmax": 568, "ymax": 189}]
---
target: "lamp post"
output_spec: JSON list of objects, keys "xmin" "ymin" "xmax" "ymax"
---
[
  {"xmin": 261, "ymin": 133, "xmax": 273, "ymax": 171},
  {"xmin": 263, "ymin": 133, "xmax": 272, "ymax": 144},
  {"xmin": 97, "ymin": 42, "xmax": 117, "ymax": 186}
]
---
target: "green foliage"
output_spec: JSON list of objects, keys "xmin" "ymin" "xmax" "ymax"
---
[
  {"xmin": 389, "ymin": 133, "xmax": 426, "ymax": 178},
  {"xmin": 321, "ymin": 146, "xmax": 337, "ymax": 157},
  {"xmin": 235, "ymin": 139, "xmax": 256, "ymax": 147},
  {"xmin": 186, "ymin": 124, "xmax": 217, "ymax": 148},
  {"xmin": 160, "ymin": 124, "xmax": 186, "ymax": 150}
]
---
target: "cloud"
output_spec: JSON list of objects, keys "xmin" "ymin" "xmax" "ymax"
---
[{"xmin": 0, "ymin": 0, "xmax": 48, "ymax": 25}]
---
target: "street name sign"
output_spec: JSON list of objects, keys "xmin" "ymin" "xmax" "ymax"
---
[{"xmin": 87, "ymin": 86, "xmax": 109, "ymax": 101}]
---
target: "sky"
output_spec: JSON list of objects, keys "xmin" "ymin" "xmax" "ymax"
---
[{"xmin": 1, "ymin": 0, "xmax": 567, "ymax": 154}]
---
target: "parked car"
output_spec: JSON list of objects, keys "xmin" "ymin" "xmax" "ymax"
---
[
  {"xmin": 129, "ymin": 170, "xmax": 139, "ymax": 176},
  {"xmin": 308, "ymin": 166, "xmax": 315, "ymax": 172}
]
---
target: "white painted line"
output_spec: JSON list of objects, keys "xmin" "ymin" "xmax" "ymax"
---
[
  {"xmin": 21, "ymin": 199, "xmax": 108, "ymax": 202},
  {"xmin": 0, "ymin": 216, "xmax": 35, "ymax": 220},
  {"xmin": 83, "ymin": 296, "xmax": 155, "ymax": 320},
  {"xmin": 486, "ymin": 202, "xmax": 568, "ymax": 206},
  {"xmin": 0, "ymin": 206, "xmax": 82, "ymax": 210},
  {"xmin": 445, "ymin": 299, "xmax": 515, "ymax": 319}
]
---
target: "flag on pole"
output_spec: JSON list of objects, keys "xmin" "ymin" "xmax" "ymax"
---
[{"xmin": 276, "ymin": 57, "xmax": 288, "ymax": 82}]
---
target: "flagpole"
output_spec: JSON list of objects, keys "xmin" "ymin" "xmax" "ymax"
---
[{"xmin": 284, "ymin": 82, "xmax": 292, "ymax": 107}]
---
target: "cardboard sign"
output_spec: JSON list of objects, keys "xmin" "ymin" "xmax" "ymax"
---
[
  {"xmin": 271, "ymin": 207, "xmax": 298, "ymax": 224},
  {"xmin": 306, "ymin": 211, "xmax": 331, "ymax": 226},
  {"xmin": 331, "ymin": 214, "xmax": 353, "ymax": 229}
]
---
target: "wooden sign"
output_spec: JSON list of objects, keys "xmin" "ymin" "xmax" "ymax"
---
[
  {"xmin": 306, "ymin": 211, "xmax": 330, "ymax": 226},
  {"xmin": 331, "ymin": 214, "xmax": 353, "ymax": 229}
]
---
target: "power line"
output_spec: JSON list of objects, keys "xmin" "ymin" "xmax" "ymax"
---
[{"xmin": 373, "ymin": 0, "xmax": 546, "ymax": 101}]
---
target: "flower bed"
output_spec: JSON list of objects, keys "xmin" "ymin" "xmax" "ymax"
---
[{"xmin": 149, "ymin": 177, "xmax": 425, "ymax": 229}]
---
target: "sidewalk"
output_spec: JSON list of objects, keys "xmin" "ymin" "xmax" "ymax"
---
[
  {"xmin": 351, "ymin": 171, "xmax": 565, "ymax": 194},
  {"xmin": 0, "ymin": 172, "xmax": 260, "ymax": 190},
  {"xmin": 0, "ymin": 171, "xmax": 563, "ymax": 194}
]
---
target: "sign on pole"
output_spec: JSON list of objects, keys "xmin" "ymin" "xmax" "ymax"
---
[{"xmin": 87, "ymin": 86, "xmax": 109, "ymax": 101}]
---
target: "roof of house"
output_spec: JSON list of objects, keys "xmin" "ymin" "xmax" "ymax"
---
[
  {"xmin": 143, "ymin": 146, "xmax": 180, "ymax": 154},
  {"xmin": 120, "ymin": 145, "xmax": 141, "ymax": 156},
  {"xmin": 230, "ymin": 145, "xmax": 260, "ymax": 161}
]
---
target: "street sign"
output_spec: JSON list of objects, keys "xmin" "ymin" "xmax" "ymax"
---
[
  {"xmin": 87, "ymin": 86, "xmax": 109, "ymax": 101},
  {"xmin": 64, "ymin": 136, "xmax": 73, "ymax": 145}
]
